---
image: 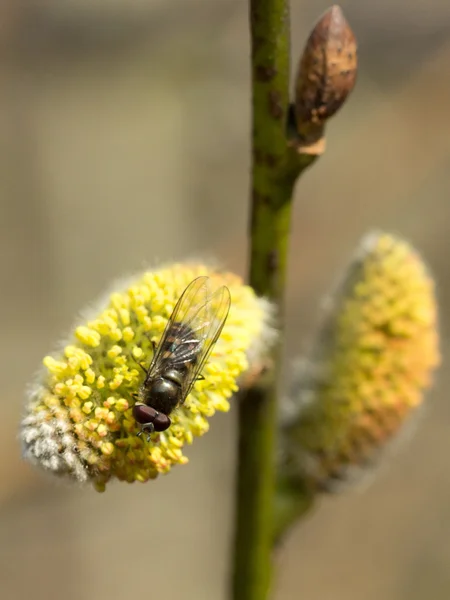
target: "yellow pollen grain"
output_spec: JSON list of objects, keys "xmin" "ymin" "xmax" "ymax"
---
[
  {"xmin": 82, "ymin": 401, "xmax": 93, "ymax": 415},
  {"xmin": 85, "ymin": 453, "xmax": 99, "ymax": 466},
  {"xmin": 64, "ymin": 393, "xmax": 78, "ymax": 407},
  {"xmin": 135, "ymin": 306, "xmax": 148, "ymax": 322},
  {"xmin": 79, "ymin": 354, "xmax": 93, "ymax": 371},
  {"xmin": 123, "ymin": 327, "xmax": 134, "ymax": 342},
  {"xmin": 132, "ymin": 347, "xmax": 143, "ymax": 359},
  {"xmin": 67, "ymin": 357, "xmax": 80, "ymax": 371},
  {"xmin": 109, "ymin": 375, "xmax": 124, "ymax": 390},
  {"xmin": 93, "ymin": 316, "xmax": 116, "ymax": 335},
  {"xmin": 115, "ymin": 399, "xmax": 129, "ymax": 412},
  {"xmin": 69, "ymin": 407, "xmax": 84, "ymax": 422},
  {"xmin": 95, "ymin": 407, "xmax": 109, "ymax": 420},
  {"xmin": 100, "ymin": 442, "xmax": 115, "ymax": 456},
  {"xmin": 168, "ymin": 436, "xmax": 183, "ymax": 449},
  {"xmin": 85, "ymin": 369, "xmax": 96, "ymax": 384},
  {"xmin": 43, "ymin": 356, "xmax": 68, "ymax": 376},
  {"xmin": 106, "ymin": 411, "xmax": 116, "ymax": 424},
  {"xmin": 75, "ymin": 326, "xmax": 101, "ymax": 348},
  {"xmin": 107, "ymin": 345, "xmax": 122, "ymax": 359},
  {"xmin": 84, "ymin": 419, "xmax": 99, "ymax": 432},
  {"xmin": 78, "ymin": 386, "xmax": 92, "ymax": 400},
  {"xmin": 151, "ymin": 315, "xmax": 166, "ymax": 331},
  {"xmin": 119, "ymin": 309, "xmax": 131, "ymax": 326},
  {"xmin": 54, "ymin": 383, "xmax": 67, "ymax": 395},
  {"xmin": 149, "ymin": 447, "xmax": 162, "ymax": 461},
  {"xmin": 113, "ymin": 356, "xmax": 127, "ymax": 367},
  {"xmin": 97, "ymin": 424, "xmax": 108, "ymax": 437},
  {"xmin": 110, "ymin": 292, "xmax": 128, "ymax": 310},
  {"xmin": 109, "ymin": 329, "xmax": 122, "ymax": 342}
]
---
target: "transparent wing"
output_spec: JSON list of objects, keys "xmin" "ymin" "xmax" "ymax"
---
[
  {"xmin": 145, "ymin": 276, "xmax": 231, "ymax": 404},
  {"xmin": 179, "ymin": 283, "xmax": 231, "ymax": 403},
  {"xmin": 146, "ymin": 276, "xmax": 209, "ymax": 378}
]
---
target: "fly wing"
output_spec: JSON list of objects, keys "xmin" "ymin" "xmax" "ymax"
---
[
  {"xmin": 144, "ymin": 276, "xmax": 231, "ymax": 404},
  {"xmin": 145, "ymin": 276, "xmax": 210, "ymax": 382},
  {"xmin": 178, "ymin": 283, "xmax": 231, "ymax": 403}
]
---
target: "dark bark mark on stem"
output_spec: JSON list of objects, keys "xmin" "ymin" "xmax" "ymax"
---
[
  {"xmin": 253, "ymin": 35, "xmax": 265, "ymax": 54},
  {"xmin": 265, "ymin": 154, "xmax": 279, "ymax": 168},
  {"xmin": 249, "ymin": 0, "xmax": 261, "ymax": 22},
  {"xmin": 268, "ymin": 90, "xmax": 284, "ymax": 120},
  {"xmin": 255, "ymin": 65, "xmax": 277, "ymax": 82},
  {"xmin": 250, "ymin": 190, "xmax": 271, "ymax": 232},
  {"xmin": 253, "ymin": 190, "xmax": 271, "ymax": 207},
  {"xmin": 255, "ymin": 150, "xmax": 279, "ymax": 168},
  {"xmin": 253, "ymin": 149, "xmax": 265, "ymax": 165},
  {"xmin": 267, "ymin": 249, "xmax": 279, "ymax": 273}
]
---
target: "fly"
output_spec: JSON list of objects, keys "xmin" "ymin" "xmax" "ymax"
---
[{"xmin": 132, "ymin": 276, "xmax": 231, "ymax": 440}]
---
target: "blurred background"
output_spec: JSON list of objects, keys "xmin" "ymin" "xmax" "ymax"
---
[{"xmin": 1, "ymin": 1, "xmax": 450, "ymax": 599}]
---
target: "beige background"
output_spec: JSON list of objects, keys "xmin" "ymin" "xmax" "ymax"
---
[{"xmin": 1, "ymin": 1, "xmax": 450, "ymax": 599}]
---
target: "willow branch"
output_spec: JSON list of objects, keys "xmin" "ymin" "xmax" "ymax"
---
[{"xmin": 231, "ymin": 2, "xmax": 314, "ymax": 600}]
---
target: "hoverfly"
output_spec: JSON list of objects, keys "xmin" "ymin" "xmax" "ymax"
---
[{"xmin": 132, "ymin": 276, "xmax": 231, "ymax": 439}]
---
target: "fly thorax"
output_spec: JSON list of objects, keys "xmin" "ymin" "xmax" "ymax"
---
[{"xmin": 147, "ymin": 378, "xmax": 180, "ymax": 413}]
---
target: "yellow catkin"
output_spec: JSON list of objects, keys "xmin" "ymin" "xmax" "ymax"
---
[{"xmin": 21, "ymin": 263, "xmax": 275, "ymax": 491}]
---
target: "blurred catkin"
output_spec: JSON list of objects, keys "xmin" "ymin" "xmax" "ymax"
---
[
  {"xmin": 20, "ymin": 263, "xmax": 277, "ymax": 491},
  {"xmin": 283, "ymin": 231, "xmax": 440, "ymax": 491}
]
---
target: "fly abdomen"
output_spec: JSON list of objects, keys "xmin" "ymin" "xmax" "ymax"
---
[
  {"xmin": 164, "ymin": 368, "xmax": 185, "ymax": 387},
  {"xmin": 160, "ymin": 322, "xmax": 202, "ymax": 365}
]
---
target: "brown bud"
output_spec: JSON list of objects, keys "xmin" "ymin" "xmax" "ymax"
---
[{"xmin": 295, "ymin": 5, "xmax": 357, "ymax": 134}]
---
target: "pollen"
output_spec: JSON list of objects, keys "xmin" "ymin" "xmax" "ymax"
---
[
  {"xmin": 21, "ymin": 263, "xmax": 277, "ymax": 490},
  {"xmin": 115, "ymin": 399, "xmax": 129, "ymax": 412},
  {"xmin": 75, "ymin": 326, "xmax": 101, "ymax": 348}
]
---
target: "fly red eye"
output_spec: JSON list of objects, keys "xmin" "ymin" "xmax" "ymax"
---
[
  {"xmin": 153, "ymin": 412, "xmax": 171, "ymax": 432},
  {"xmin": 133, "ymin": 404, "xmax": 157, "ymax": 425},
  {"xmin": 132, "ymin": 404, "xmax": 171, "ymax": 432}
]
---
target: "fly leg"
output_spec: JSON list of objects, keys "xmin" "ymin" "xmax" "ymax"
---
[{"xmin": 137, "ymin": 422, "xmax": 155, "ymax": 443}]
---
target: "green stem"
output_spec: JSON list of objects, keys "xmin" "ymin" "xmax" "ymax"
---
[
  {"xmin": 231, "ymin": 2, "xmax": 309, "ymax": 600},
  {"xmin": 272, "ymin": 475, "xmax": 315, "ymax": 546}
]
